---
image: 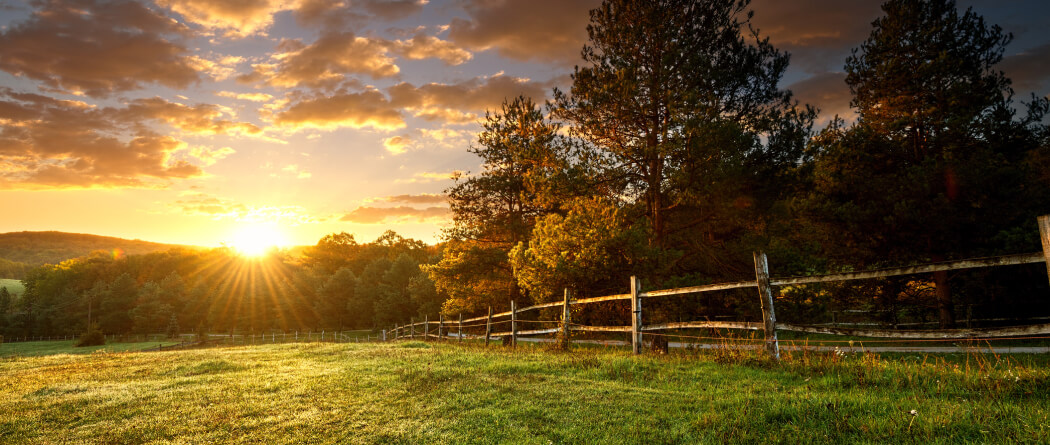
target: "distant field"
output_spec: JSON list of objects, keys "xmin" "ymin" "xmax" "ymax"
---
[
  {"xmin": 0, "ymin": 278, "xmax": 22, "ymax": 297},
  {"xmin": 0, "ymin": 340, "xmax": 180, "ymax": 357},
  {"xmin": 2, "ymin": 341, "xmax": 1048, "ymax": 443}
]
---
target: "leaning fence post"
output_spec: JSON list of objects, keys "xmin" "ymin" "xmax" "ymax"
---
[
  {"xmin": 511, "ymin": 300, "xmax": 518, "ymax": 348},
  {"xmin": 561, "ymin": 288, "xmax": 572, "ymax": 350},
  {"xmin": 458, "ymin": 313, "xmax": 463, "ymax": 343},
  {"xmin": 630, "ymin": 276, "xmax": 643, "ymax": 355},
  {"xmin": 1039, "ymin": 215, "xmax": 1050, "ymax": 286},
  {"xmin": 410, "ymin": 318, "xmax": 415, "ymax": 339},
  {"xmin": 485, "ymin": 306, "xmax": 493, "ymax": 346},
  {"xmin": 438, "ymin": 314, "xmax": 444, "ymax": 341},
  {"xmin": 753, "ymin": 251, "xmax": 780, "ymax": 360}
]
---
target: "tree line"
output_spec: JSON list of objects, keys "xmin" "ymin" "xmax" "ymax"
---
[
  {"xmin": 0, "ymin": 231, "xmax": 444, "ymax": 337},
  {"xmin": 427, "ymin": 0, "xmax": 1050, "ymax": 329}
]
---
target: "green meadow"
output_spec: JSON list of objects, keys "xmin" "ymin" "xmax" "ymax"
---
[
  {"xmin": 1, "ymin": 340, "xmax": 1048, "ymax": 444},
  {"xmin": 0, "ymin": 279, "xmax": 22, "ymax": 297}
]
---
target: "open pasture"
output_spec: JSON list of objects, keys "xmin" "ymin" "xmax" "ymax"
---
[{"xmin": 2, "ymin": 341, "xmax": 1049, "ymax": 444}]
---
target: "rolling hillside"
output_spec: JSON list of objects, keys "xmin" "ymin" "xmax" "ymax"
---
[{"xmin": 0, "ymin": 231, "xmax": 195, "ymax": 269}]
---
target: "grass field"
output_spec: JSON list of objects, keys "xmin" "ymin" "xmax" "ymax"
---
[
  {"xmin": 0, "ymin": 278, "xmax": 22, "ymax": 297},
  {"xmin": 0, "ymin": 340, "xmax": 181, "ymax": 358},
  {"xmin": 2, "ymin": 341, "xmax": 1048, "ymax": 444}
]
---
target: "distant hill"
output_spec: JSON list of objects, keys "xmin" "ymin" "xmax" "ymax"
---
[{"xmin": 0, "ymin": 231, "xmax": 197, "ymax": 271}]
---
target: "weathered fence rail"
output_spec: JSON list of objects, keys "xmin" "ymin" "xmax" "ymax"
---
[{"xmin": 391, "ymin": 215, "xmax": 1050, "ymax": 359}]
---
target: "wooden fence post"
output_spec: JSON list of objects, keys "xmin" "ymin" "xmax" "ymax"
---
[
  {"xmin": 382, "ymin": 330, "xmax": 386, "ymax": 342},
  {"xmin": 561, "ymin": 288, "xmax": 572, "ymax": 350},
  {"xmin": 438, "ymin": 314, "xmax": 444, "ymax": 341},
  {"xmin": 631, "ymin": 276, "xmax": 642, "ymax": 355},
  {"xmin": 511, "ymin": 300, "xmax": 517, "ymax": 347},
  {"xmin": 1039, "ymin": 215, "xmax": 1050, "ymax": 286},
  {"xmin": 424, "ymin": 315, "xmax": 429, "ymax": 341},
  {"xmin": 458, "ymin": 313, "xmax": 463, "ymax": 343},
  {"xmin": 753, "ymin": 251, "xmax": 780, "ymax": 360},
  {"xmin": 410, "ymin": 318, "xmax": 415, "ymax": 340},
  {"xmin": 485, "ymin": 306, "xmax": 493, "ymax": 346}
]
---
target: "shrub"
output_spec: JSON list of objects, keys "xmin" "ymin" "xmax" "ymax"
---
[{"xmin": 76, "ymin": 325, "xmax": 105, "ymax": 347}]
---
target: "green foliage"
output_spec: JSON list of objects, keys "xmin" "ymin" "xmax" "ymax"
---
[
  {"xmin": 510, "ymin": 198, "xmax": 672, "ymax": 303},
  {"xmin": 7, "ymin": 230, "xmax": 436, "ymax": 337},
  {"xmin": 801, "ymin": 0, "xmax": 1050, "ymax": 326},
  {"xmin": 434, "ymin": 96, "xmax": 587, "ymax": 314},
  {"xmin": 75, "ymin": 324, "xmax": 105, "ymax": 347},
  {"xmin": 0, "ymin": 258, "xmax": 30, "ymax": 279},
  {"xmin": 555, "ymin": 0, "xmax": 814, "ymax": 256},
  {"xmin": 0, "ymin": 231, "xmax": 190, "ymax": 266}
]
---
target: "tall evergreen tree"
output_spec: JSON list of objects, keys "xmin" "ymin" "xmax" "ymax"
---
[
  {"xmin": 806, "ymin": 0, "xmax": 1050, "ymax": 327},
  {"xmin": 555, "ymin": 0, "xmax": 814, "ymax": 278}
]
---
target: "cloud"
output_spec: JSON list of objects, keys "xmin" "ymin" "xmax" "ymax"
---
[
  {"xmin": 280, "ymin": 164, "xmax": 313, "ymax": 179},
  {"xmin": 0, "ymin": 0, "xmax": 201, "ymax": 97},
  {"xmin": 749, "ymin": 0, "xmax": 883, "ymax": 73},
  {"xmin": 172, "ymin": 193, "xmax": 322, "ymax": 224},
  {"xmin": 371, "ymin": 193, "xmax": 447, "ymax": 204},
  {"xmin": 117, "ymin": 97, "xmax": 263, "ymax": 136},
  {"xmin": 393, "ymin": 33, "xmax": 472, "ymax": 65},
  {"xmin": 339, "ymin": 205, "xmax": 448, "ymax": 224},
  {"xmin": 156, "ymin": 0, "xmax": 288, "ymax": 37},
  {"xmin": 0, "ymin": 89, "xmax": 260, "ymax": 189},
  {"xmin": 360, "ymin": 0, "xmax": 427, "ymax": 20},
  {"xmin": 395, "ymin": 170, "xmax": 463, "ymax": 183},
  {"xmin": 448, "ymin": 0, "xmax": 599, "ymax": 66},
  {"xmin": 387, "ymin": 74, "xmax": 550, "ymax": 123},
  {"xmin": 383, "ymin": 135, "xmax": 413, "ymax": 154},
  {"xmin": 241, "ymin": 30, "xmax": 471, "ymax": 90},
  {"xmin": 787, "ymin": 71, "xmax": 854, "ymax": 121},
  {"xmin": 1000, "ymin": 43, "xmax": 1050, "ymax": 92},
  {"xmin": 272, "ymin": 89, "xmax": 405, "ymax": 131},
  {"xmin": 186, "ymin": 146, "xmax": 236, "ymax": 166},
  {"xmin": 217, "ymin": 91, "xmax": 275, "ymax": 102},
  {"xmin": 240, "ymin": 32, "xmax": 399, "ymax": 89}
]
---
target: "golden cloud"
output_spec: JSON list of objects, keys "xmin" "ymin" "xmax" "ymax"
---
[
  {"xmin": 448, "ymin": 0, "xmax": 599, "ymax": 66},
  {"xmin": 394, "ymin": 33, "xmax": 472, "ymax": 65},
  {"xmin": 172, "ymin": 193, "xmax": 322, "ymax": 224},
  {"xmin": 340, "ymin": 205, "xmax": 448, "ymax": 224},
  {"xmin": 394, "ymin": 170, "xmax": 463, "ymax": 184},
  {"xmin": 372, "ymin": 193, "xmax": 447, "ymax": 205},
  {"xmin": 242, "ymin": 32, "xmax": 399, "ymax": 89},
  {"xmin": 0, "ymin": 89, "xmax": 259, "ymax": 189},
  {"xmin": 382, "ymin": 135, "xmax": 413, "ymax": 154},
  {"xmin": 119, "ymin": 97, "xmax": 263, "ymax": 136},
  {"xmin": 272, "ymin": 90, "xmax": 405, "ymax": 131},
  {"xmin": 0, "ymin": 0, "xmax": 201, "ymax": 98},
  {"xmin": 387, "ymin": 74, "xmax": 548, "ymax": 123},
  {"xmin": 217, "ymin": 91, "xmax": 275, "ymax": 102},
  {"xmin": 156, "ymin": 0, "xmax": 289, "ymax": 37}
]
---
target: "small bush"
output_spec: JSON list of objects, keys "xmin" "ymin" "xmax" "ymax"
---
[{"xmin": 75, "ymin": 326, "xmax": 105, "ymax": 347}]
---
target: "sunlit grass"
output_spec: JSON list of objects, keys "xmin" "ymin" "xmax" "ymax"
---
[{"xmin": 1, "ymin": 341, "xmax": 1048, "ymax": 444}]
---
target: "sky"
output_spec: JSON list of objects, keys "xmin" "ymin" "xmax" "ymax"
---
[{"xmin": 0, "ymin": 0, "xmax": 1047, "ymax": 249}]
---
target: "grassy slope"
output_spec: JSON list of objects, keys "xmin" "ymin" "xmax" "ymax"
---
[
  {"xmin": 0, "ymin": 231, "xmax": 196, "ymax": 266},
  {"xmin": 0, "ymin": 278, "xmax": 22, "ymax": 297},
  {"xmin": 1, "ymin": 342, "xmax": 1048, "ymax": 444}
]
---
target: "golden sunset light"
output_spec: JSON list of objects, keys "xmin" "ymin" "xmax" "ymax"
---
[
  {"xmin": 228, "ymin": 224, "xmax": 289, "ymax": 257},
  {"xmin": 3, "ymin": 0, "xmax": 1050, "ymax": 442}
]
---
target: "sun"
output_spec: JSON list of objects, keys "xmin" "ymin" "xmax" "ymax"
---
[{"xmin": 229, "ymin": 225, "xmax": 289, "ymax": 257}]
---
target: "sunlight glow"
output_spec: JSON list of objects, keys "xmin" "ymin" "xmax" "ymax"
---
[{"xmin": 229, "ymin": 225, "xmax": 289, "ymax": 257}]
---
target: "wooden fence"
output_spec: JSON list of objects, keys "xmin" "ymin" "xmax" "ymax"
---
[{"xmin": 390, "ymin": 215, "xmax": 1050, "ymax": 359}]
